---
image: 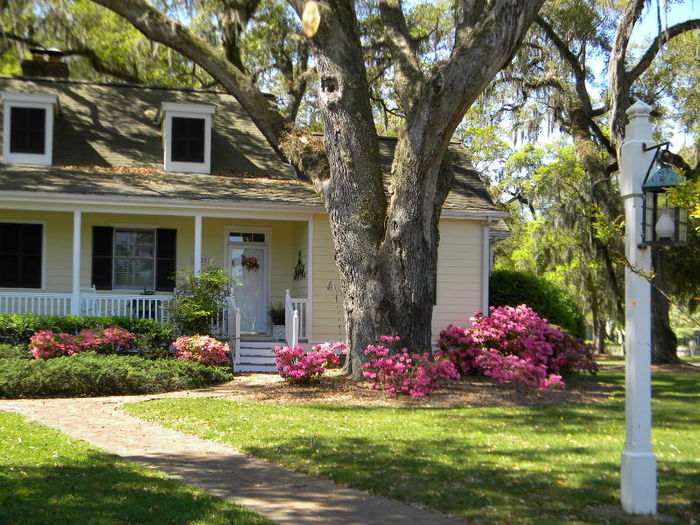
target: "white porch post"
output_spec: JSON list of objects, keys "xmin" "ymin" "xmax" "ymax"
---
[
  {"xmin": 194, "ymin": 215, "xmax": 202, "ymax": 274},
  {"xmin": 620, "ymin": 100, "xmax": 656, "ymax": 515},
  {"xmin": 306, "ymin": 216, "xmax": 314, "ymax": 341},
  {"xmin": 71, "ymin": 210, "xmax": 81, "ymax": 315}
]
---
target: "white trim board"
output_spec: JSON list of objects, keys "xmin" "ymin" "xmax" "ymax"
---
[{"xmin": 0, "ymin": 191, "xmax": 505, "ymax": 221}]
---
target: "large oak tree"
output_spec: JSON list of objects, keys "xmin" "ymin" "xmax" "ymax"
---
[{"xmin": 80, "ymin": 0, "xmax": 544, "ymax": 377}]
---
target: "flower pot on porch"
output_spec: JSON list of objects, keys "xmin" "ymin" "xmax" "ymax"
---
[{"xmin": 273, "ymin": 325, "xmax": 285, "ymax": 341}]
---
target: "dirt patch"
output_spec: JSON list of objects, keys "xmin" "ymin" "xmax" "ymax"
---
[
  {"xmin": 166, "ymin": 362, "xmax": 697, "ymax": 408},
  {"xmin": 163, "ymin": 370, "xmax": 618, "ymax": 408}
]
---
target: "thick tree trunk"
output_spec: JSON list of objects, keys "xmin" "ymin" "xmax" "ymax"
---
[
  {"xmin": 651, "ymin": 248, "xmax": 681, "ymax": 364},
  {"xmin": 334, "ymin": 150, "xmax": 453, "ymax": 379}
]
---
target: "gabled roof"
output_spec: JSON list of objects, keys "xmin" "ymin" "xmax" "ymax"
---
[{"xmin": 0, "ymin": 76, "xmax": 500, "ymax": 214}]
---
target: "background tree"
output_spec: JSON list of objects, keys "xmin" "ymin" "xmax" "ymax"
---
[{"xmin": 469, "ymin": 0, "xmax": 698, "ymax": 360}]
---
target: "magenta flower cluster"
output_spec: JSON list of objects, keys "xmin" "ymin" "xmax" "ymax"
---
[
  {"xmin": 361, "ymin": 336, "xmax": 460, "ymax": 397},
  {"xmin": 437, "ymin": 305, "xmax": 597, "ymax": 390},
  {"xmin": 273, "ymin": 342, "xmax": 346, "ymax": 383},
  {"xmin": 29, "ymin": 328, "xmax": 136, "ymax": 359},
  {"xmin": 172, "ymin": 335, "xmax": 230, "ymax": 367}
]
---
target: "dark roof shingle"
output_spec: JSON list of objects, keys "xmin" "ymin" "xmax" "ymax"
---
[{"xmin": 0, "ymin": 76, "xmax": 499, "ymax": 213}]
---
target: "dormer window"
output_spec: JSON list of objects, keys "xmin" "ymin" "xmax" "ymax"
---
[
  {"xmin": 1, "ymin": 92, "xmax": 57, "ymax": 166},
  {"xmin": 160, "ymin": 102, "xmax": 214, "ymax": 173}
]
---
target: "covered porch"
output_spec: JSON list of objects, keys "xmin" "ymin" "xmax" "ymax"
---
[{"xmin": 0, "ymin": 202, "xmax": 316, "ymax": 348}]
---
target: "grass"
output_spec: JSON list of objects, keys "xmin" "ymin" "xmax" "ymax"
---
[
  {"xmin": 124, "ymin": 372, "xmax": 699, "ymax": 524},
  {"xmin": 0, "ymin": 411, "xmax": 271, "ymax": 525}
]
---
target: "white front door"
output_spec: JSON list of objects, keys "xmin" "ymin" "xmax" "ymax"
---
[{"xmin": 230, "ymin": 245, "xmax": 268, "ymax": 334}]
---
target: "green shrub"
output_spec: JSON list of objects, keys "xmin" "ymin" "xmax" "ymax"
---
[
  {"xmin": 489, "ymin": 270, "xmax": 585, "ymax": 338},
  {"xmin": 0, "ymin": 352, "xmax": 233, "ymax": 398},
  {"xmin": 0, "ymin": 344, "xmax": 31, "ymax": 360},
  {"xmin": 0, "ymin": 314, "xmax": 176, "ymax": 353},
  {"xmin": 167, "ymin": 268, "xmax": 237, "ymax": 336}
]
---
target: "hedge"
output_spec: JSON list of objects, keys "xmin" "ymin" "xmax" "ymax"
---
[
  {"xmin": 489, "ymin": 270, "xmax": 586, "ymax": 339},
  {"xmin": 0, "ymin": 343, "xmax": 32, "ymax": 360},
  {"xmin": 0, "ymin": 352, "xmax": 233, "ymax": 398},
  {"xmin": 0, "ymin": 314, "xmax": 176, "ymax": 354}
]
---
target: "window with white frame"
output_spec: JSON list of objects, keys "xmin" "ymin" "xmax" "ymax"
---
[
  {"xmin": 1, "ymin": 92, "xmax": 57, "ymax": 166},
  {"xmin": 160, "ymin": 102, "xmax": 214, "ymax": 173}
]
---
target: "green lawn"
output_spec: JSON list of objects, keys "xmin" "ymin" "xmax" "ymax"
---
[
  {"xmin": 124, "ymin": 372, "xmax": 699, "ymax": 524},
  {"xmin": 0, "ymin": 411, "xmax": 271, "ymax": 525}
]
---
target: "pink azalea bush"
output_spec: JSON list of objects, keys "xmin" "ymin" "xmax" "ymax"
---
[
  {"xmin": 76, "ymin": 327, "xmax": 136, "ymax": 354},
  {"xmin": 29, "ymin": 328, "xmax": 136, "ymax": 359},
  {"xmin": 361, "ymin": 335, "xmax": 460, "ymax": 397},
  {"xmin": 173, "ymin": 335, "xmax": 230, "ymax": 367},
  {"xmin": 437, "ymin": 304, "xmax": 597, "ymax": 390},
  {"xmin": 273, "ymin": 342, "xmax": 346, "ymax": 383},
  {"xmin": 29, "ymin": 330, "xmax": 79, "ymax": 358}
]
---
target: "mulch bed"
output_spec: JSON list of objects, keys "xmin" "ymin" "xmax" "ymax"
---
[{"xmin": 181, "ymin": 362, "xmax": 698, "ymax": 408}]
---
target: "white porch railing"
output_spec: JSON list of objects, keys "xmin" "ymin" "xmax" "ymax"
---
[
  {"xmin": 80, "ymin": 294, "xmax": 172, "ymax": 321},
  {"xmin": 0, "ymin": 292, "xmax": 72, "ymax": 316},
  {"xmin": 0, "ymin": 292, "xmax": 306, "ymax": 348}
]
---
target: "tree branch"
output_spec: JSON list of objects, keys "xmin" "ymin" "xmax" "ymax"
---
[
  {"xmin": 377, "ymin": 0, "xmax": 424, "ymax": 110},
  {"xmin": 536, "ymin": 16, "xmax": 590, "ymax": 109},
  {"xmin": 218, "ymin": 0, "xmax": 260, "ymax": 72},
  {"xmin": 608, "ymin": 0, "xmax": 645, "ymax": 149},
  {"xmin": 628, "ymin": 18, "xmax": 700, "ymax": 83}
]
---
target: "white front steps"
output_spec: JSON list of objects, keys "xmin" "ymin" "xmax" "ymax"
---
[{"xmin": 235, "ymin": 341, "xmax": 280, "ymax": 373}]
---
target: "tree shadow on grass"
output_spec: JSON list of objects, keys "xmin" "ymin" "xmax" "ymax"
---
[{"xmin": 0, "ymin": 453, "xmax": 269, "ymax": 525}]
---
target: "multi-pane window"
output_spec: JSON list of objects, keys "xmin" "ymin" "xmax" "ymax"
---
[
  {"xmin": 92, "ymin": 227, "xmax": 176, "ymax": 291},
  {"xmin": 171, "ymin": 117, "xmax": 205, "ymax": 163},
  {"xmin": 229, "ymin": 232, "xmax": 266, "ymax": 243},
  {"xmin": 161, "ymin": 103, "xmax": 214, "ymax": 174},
  {"xmin": 1, "ymin": 92, "xmax": 56, "ymax": 166},
  {"xmin": 0, "ymin": 223, "xmax": 42, "ymax": 288},
  {"xmin": 113, "ymin": 230, "xmax": 155, "ymax": 290},
  {"xmin": 10, "ymin": 107, "xmax": 46, "ymax": 154}
]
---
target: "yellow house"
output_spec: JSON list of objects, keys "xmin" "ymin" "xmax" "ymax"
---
[{"xmin": 0, "ymin": 66, "xmax": 506, "ymax": 370}]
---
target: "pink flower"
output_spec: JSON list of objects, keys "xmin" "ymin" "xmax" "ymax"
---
[
  {"xmin": 436, "ymin": 305, "xmax": 597, "ymax": 390},
  {"xmin": 173, "ymin": 335, "xmax": 230, "ymax": 366},
  {"xmin": 273, "ymin": 341, "xmax": 345, "ymax": 383}
]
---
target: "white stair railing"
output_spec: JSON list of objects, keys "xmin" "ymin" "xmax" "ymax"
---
[
  {"xmin": 284, "ymin": 289, "xmax": 294, "ymax": 346},
  {"xmin": 233, "ymin": 307, "xmax": 241, "ymax": 369},
  {"xmin": 291, "ymin": 309, "xmax": 299, "ymax": 348},
  {"xmin": 290, "ymin": 298, "xmax": 308, "ymax": 340}
]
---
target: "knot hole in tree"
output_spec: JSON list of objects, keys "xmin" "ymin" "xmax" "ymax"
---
[{"xmin": 320, "ymin": 75, "xmax": 342, "ymax": 107}]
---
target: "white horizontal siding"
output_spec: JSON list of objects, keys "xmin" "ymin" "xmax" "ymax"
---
[{"xmin": 432, "ymin": 220, "xmax": 484, "ymax": 339}]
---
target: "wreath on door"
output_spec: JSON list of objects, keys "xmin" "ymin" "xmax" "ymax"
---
[{"xmin": 241, "ymin": 255, "xmax": 260, "ymax": 271}]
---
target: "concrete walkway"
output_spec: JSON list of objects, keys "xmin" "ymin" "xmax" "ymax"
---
[{"xmin": 0, "ymin": 389, "xmax": 463, "ymax": 525}]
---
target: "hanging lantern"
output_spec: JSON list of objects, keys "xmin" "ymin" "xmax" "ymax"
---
[{"xmin": 641, "ymin": 147, "xmax": 688, "ymax": 247}]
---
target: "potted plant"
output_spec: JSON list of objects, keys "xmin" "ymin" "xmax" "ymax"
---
[{"xmin": 269, "ymin": 302, "xmax": 286, "ymax": 341}]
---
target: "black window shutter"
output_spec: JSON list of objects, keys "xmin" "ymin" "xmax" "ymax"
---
[
  {"xmin": 92, "ymin": 226, "xmax": 113, "ymax": 290},
  {"xmin": 155, "ymin": 229, "xmax": 176, "ymax": 291}
]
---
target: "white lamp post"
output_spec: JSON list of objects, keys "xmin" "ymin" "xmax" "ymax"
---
[{"xmin": 619, "ymin": 100, "xmax": 656, "ymax": 515}]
